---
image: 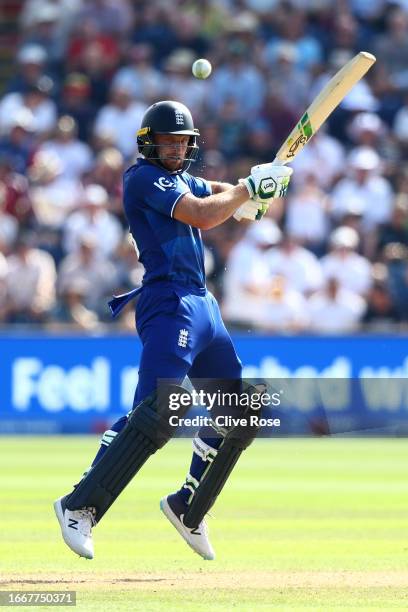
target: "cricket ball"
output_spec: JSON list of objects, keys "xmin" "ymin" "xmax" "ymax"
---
[{"xmin": 192, "ymin": 58, "xmax": 212, "ymax": 79}]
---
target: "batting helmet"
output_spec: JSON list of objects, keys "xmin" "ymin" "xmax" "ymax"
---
[{"xmin": 137, "ymin": 100, "xmax": 200, "ymax": 172}]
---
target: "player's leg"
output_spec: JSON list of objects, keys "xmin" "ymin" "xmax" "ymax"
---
[
  {"xmin": 160, "ymin": 336, "xmax": 244, "ymax": 560},
  {"xmin": 161, "ymin": 294, "xmax": 260, "ymax": 558},
  {"xmin": 77, "ymin": 288, "xmax": 193, "ymax": 471},
  {"xmin": 54, "ymin": 292, "xmax": 196, "ymax": 558},
  {"xmin": 176, "ymin": 332, "xmax": 243, "ymax": 507}
]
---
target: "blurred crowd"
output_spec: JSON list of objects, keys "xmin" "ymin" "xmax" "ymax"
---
[{"xmin": 0, "ymin": 0, "xmax": 408, "ymax": 333}]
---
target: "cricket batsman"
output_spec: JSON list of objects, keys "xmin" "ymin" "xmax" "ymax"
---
[{"xmin": 54, "ymin": 100, "xmax": 292, "ymax": 560}]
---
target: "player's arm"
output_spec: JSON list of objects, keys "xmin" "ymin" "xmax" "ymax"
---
[
  {"xmin": 174, "ymin": 184, "xmax": 249, "ymax": 230},
  {"xmin": 174, "ymin": 164, "xmax": 293, "ymax": 230},
  {"xmin": 207, "ymin": 181, "xmax": 234, "ymax": 194},
  {"xmin": 205, "ymin": 180, "xmax": 270, "ymax": 223}
]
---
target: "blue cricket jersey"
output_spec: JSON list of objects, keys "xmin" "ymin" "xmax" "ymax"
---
[{"xmin": 123, "ymin": 159, "xmax": 212, "ymax": 289}]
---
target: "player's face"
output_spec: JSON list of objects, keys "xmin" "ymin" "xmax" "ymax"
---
[{"xmin": 154, "ymin": 133, "xmax": 190, "ymax": 172}]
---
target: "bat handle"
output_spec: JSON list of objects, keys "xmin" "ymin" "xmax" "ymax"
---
[{"xmin": 271, "ymin": 157, "xmax": 288, "ymax": 166}]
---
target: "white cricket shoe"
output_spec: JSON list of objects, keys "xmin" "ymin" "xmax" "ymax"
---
[
  {"xmin": 160, "ymin": 494, "xmax": 215, "ymax": 560},
  {"xmin": 54, "ymin": 495, "xmax": 95, "ymax": 559}
]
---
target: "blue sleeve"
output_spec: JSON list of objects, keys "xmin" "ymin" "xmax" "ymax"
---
[
  {"xmin": 187, "ymin": 175, "xmax": 212, "ymax": 198},
  {"xmin": 124, "ymin": 165, "xmax": 189, "ymax": 218}
]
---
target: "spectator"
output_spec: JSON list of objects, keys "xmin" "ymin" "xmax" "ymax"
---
[
  {"xmin": 308, "ymin": 277, "xmax": 367, "ymax": 333},
  {"xmin": 383, "ymin": 242, "xmax": 408, "ymax": 321},
  {"xmin": 290, "ymin": 129, "xmax": 346, "ymax": 191},
  {"xmin": 0, "ymin": 78, "xmax": 57, "ymax": 136},
  {"xmin": 6, "ymin": 44, "xmax": 49, "ymax": 94},
  {"xmin": 285, "ymin": 174, "xmax": 329, "ymax": 255},
  {"xmin": 29, "ymin": 149, "xmax": 82, "ymax": 228},
  {"xmin": 0, "ymin": 182, "xmax": 18, "ymax": 254},
  {"xmin": 62, "ymin": 184, "xmax": 123, "ymax": 256},
  {"xmin": 0, "ymin": 155, "xmax": 33, "ymax": 225},
  {"xmin": 170, "ymin": 11, "xmax": 210, "ymax": 58},
  {"xmin": 375, "ymin": 194, "xmax": 408, "ymax": 255},
  {"xmin": 321, "ymin": 226, "xmax": 372, "ymax": 295},
  {"xmin": 162, "ymin": 49, "xmax": 208, "ymax": 117},
  {"xmin": 67, "ymin": 19, "xmax": 118, "ymax": 106},
  {"xmin": 39, "ymin": 115, "xmax": 93, "ymax": 180},
  {"xmin": 93, "ymin": 84, "xmax": 146, "ymax": 159},
  {"xmin": 132, "ymin": 4, "xmax": 177, "ymax": 65},
  {"xmin": 244, "ymin": 119, "xmax": 276, "ymax": 165},
  {"xmin": 363, "ymin": 270, "xmax": 402, "ymax": 330},
  {"xmin": 222, "ymin": 219, "xmax": 282, "ymax": 329},
  {"xmin": 0, "ymin": 248, "xmax": 8, "ymax": 321},
  {"xmin": 264, "ymin": 7, "xmax": 323, "ymax": 70},
  {"xmin": 67, "ymin": 17, "xmax": 121, "ymax": 74},
  {"xmin": 20, "ymin": 0, "xmax": 81, "ymax": 46},
  {"xmin": 215, "ymin": 99, "xmax": 246, "ymax": 159},
  {"xmin": 209, "ymin": 41, "xmax": 266, "ymax": 117},
  {"xmin": 58, "ymin": 232, "xmax": 118, "ymax": 315},
  {"xmin": 52, "ymin": 278, "xmax": 101, "ymax": 330},
  {"xmin": 5, "ymin": 232, "xmax": 57, "ymax": 323},
  {"xmin": 89, "ymin": 147, "xmax": 124, "ymax": 216},
  {"xmin": 111, "ymin": 233, "xmax": 143, "ymax": 292},
  {"xmin": 331, "ymin": 147, "xmax": 394, "ymax": 230},
  {"xmin": 327, "ymin": 12, "xmax": 362, "ymax": 56},
  {"xmin": 263, "ymin": 42, "xmax": 312, "ymax": 114},
  {"xmin": 73, "ymin": 0, "xmax": 134, "ymax": 37},
  {"xmin": 19, "ymin": 3, "xmax": 64, "ymax": 65},
  {"xmin": 261, "ymin": 83, "xmax": 299, "ymax": 153},
  {"xmin": 348, "ymin": 112, "xmax": 387, "ymax": 149},
  {"xmin": 190, "ymin": 0, "xmax": 230, "ymax": 40},
  {"xmin": 0, "ymin": 110, "xmax": 37, "ymax": 174},
  {"xmin": 112, "ymin": 44, "xmax": 163, "ymax": 104},
  {"xmin": 265, "ymin": 234, "xmax": 324, "ymax": 295},
  {"xmin": 374, "ymin": 7, "xmax": 408, "ymax": 92},
  {"xmin": 57, "ymin": 73, "xmax": 97, "ymax": 142},
  {"xmin": 260, "ymin": 274, "xmax": 309, "ymax": 333}
]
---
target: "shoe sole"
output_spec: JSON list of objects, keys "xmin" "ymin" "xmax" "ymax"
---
[
  {"xmin": 53, "ymin": 497, "xmax": 93, "ymax": 560},
  {"xmin": 160, "ymin": 497, "xmax": 214, "ymax": 560}
]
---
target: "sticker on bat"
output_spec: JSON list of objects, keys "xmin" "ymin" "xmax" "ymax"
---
[
  {"xmin": 300, "ymin": 112, "xmax": 313, "ymax": 139},
  {"xmin": 286, "ymin": 113, "xmax": 314, "ymax": 158},
  {"xmin": 287, "ymin": 133, "xmax": 307, "ymax": 158}
]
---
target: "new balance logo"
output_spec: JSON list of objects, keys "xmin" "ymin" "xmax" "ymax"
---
[
  {"xmin": 175, "ymin": 110, "xmax": 184, "ymax": 125},
  {"xmin": 178, "ymin": 329, "xmax": 188, "ymax": 348},
  {"xmin": 190, "ymin": 526, "xmax": 201, "ymax": 535},
  {"xmin": 68, "ymin": 518, "xmax": 78, "ymax": 530}
]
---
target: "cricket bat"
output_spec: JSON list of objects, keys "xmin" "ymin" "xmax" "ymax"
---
[{"xmin": 273, "ymin": 51, "xmax": 376, "ymax": 165}]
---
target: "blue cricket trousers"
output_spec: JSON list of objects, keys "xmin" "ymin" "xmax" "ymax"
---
[{"xmin": 133, "ymin": 282, "xmax": 242, "ymax": 405}]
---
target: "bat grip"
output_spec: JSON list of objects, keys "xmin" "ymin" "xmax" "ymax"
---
[{"xmin": 271, "ymin": 157, "xmax": 288, "ymax": 166}]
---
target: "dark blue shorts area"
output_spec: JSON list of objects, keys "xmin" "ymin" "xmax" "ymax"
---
[{"xmin": 133, "ymin": 283, "xmax": 242, "ymax": 405}]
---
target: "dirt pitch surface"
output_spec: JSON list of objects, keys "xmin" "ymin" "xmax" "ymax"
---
[{"xmin": 2, "ymin": 570, "xmax": 408, "ymax": 590}]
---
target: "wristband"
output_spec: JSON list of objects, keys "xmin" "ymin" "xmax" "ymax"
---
[{"xmin": 239, "ymin": 177, "xmax": 255, "ymax": 199}]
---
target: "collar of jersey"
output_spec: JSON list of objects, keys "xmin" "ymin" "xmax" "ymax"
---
[{"xmin": 137, "ymin": 158, "xmax": 185, "ymax": 176}]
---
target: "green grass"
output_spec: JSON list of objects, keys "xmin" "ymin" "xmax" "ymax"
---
[{"xmin": 1, "ymin": 437, "xmax": 408, "ymax": 610}]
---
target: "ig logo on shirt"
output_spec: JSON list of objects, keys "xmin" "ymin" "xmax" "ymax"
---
[{"xmin": 154, "ymin": 177, "xmax": 174, "ymax": 192}]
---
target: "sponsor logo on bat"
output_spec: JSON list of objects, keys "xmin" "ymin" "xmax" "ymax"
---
[
  {"xmin": 285, "ymin": 112, "xmax": 314, "ymax": 158},
  {"xmin": 287, "ymin": 133, "xmax": 307, "ymax": 158},
  {"xmin": 300, "ymin": 112, "xmax": 313, "ymax": 139}
]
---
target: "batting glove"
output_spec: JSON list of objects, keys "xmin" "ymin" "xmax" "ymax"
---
[
  {"xmin": 233, "ymin": 198, "xmax": 259, "ymax": 222},
  {"xmin": 242, "ymin": 163, "xmax": 293, "ymax": 200},
  {"xmin": 233, "ymin": 195, "xmax": 271, "ymax": 222}
]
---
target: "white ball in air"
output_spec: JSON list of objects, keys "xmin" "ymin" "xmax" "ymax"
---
[{"xmin": 192, "ymin": 58, "xmax": 212, "ymax": 79}]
